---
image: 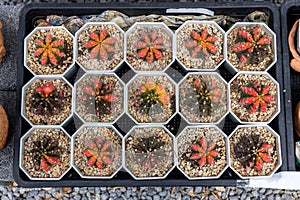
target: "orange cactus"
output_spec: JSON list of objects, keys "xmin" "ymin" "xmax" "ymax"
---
[
  {"xmin": 34, "ymin": 33, "xmax": 66, "ymax": 65},
  {"xmin": 134, "ymin": 81, "xmax": 170, "ymax": 114},
  {"xmin": 239, "ymin": 80, "xmax": 274, "ymax": 114},
  {"xmin": 185, "ymin": 29, "xmax": 217, "ymax": 59},
  {"xmin": 84, "ymin": 29, "xmax": 117, "ymax": 61},
  {"xmin": 190, "ymin": 137, "xmax": 220, "ymax": 168},
  {"xmin": 136, "ymin": 31, "xmax": 165, "ymax": 63},
  {"xmin": 232, "ymin": 26, "xmax": 272, "ymax": 65},
  {"xmin": 82, "ymin": 136, "xmax": 114, "ymax": 169}
]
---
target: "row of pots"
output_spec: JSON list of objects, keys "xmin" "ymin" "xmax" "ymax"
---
[
  {"xmin": 21, "ymin": 71, "xmax": 280, "ymax": 126},
  {"xmin": 24, "ymin": 21, "xmax": 277, "ymax": 76},
  {"xmin": 19, "ymin": 124, "xmax": 281, "ymax": 180}
]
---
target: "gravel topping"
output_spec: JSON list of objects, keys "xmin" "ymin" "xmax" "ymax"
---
[{"xmin": 1, "ymin": 185, "xmax": 300, "ymax": 200}]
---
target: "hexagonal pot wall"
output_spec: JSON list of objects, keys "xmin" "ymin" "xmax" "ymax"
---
[
  {"xmin": 123, "ymin": 125, "xmax": 175, "ymax": 180},
  {"xmin": 75, "ymin": 22, "xmax": 124, "ymax": 71},
  {"xmin": 71, "ymin": 124, "xmax": 123, "ymax": 179},
  {"xmin": 19, "ymin": 127, "xmax": 71, "ymax": 180},
  {"xmin": 176, "ymin": 126, "xmax": 228, "ymax": 179},
  {"xmin": 24, "ymin": 26, "xmax": 74, "ymax": 75},
  {"xmin": 175, "ymin": 21, "xmax": 225, "ymax": 71},
  {"xmin": 228, "ymin": 125, "xmax": 282, "ymax": 179},
  {"xmin": 226, "ymin": 22, "xmax": 277, "ymax": 72},
  {"xmin": 126, "ymin": 73, "xmax": 177, "ymax": 124},
  {"xmin": 21, "ymin": 76, "xmax": 73, "ymax": 126},
  {"xmin": 74, "ymin": 72, "xmax": 124, "ymax": 123}
]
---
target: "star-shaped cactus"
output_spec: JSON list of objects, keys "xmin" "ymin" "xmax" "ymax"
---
[
  {"xmin": 134, "ymin": 81, "xmax": 169, "ymax": 114},
  {"xmin": 30, "ymin": 82, "xmax": 65, "ymax": 117},
  {"xmin": 232, "ymin": 27, "xmax": 272, "ymax": 65},
  {"xmin": 233, "ymin": 135, "xmax": 273, "ymax": 171},
  {"xmin": 31, "ymin": 136, "xmax": 61, "ymax": 172},
  {"xmin": 82, "ymin": 136, "xmax": 114, "ymax": 169},
  {"xmin": 131, "ymin": 135, "xmax": 166, "ymax": 172},
  {"xmin": 190, "ymin": 137, "xmax": 220, "ymax": 168},
  {"xmin": 239, "ymin": 80, "xmax": 274, "ymax": 114},
  {"xmin": 84, "ymin": 29, "xmax": 117, "ymax": 61},
  {"xmin": 185, "ymin": 29, "xmax": 217, "ymax": 59},
  {"xmin": 136, "ymin": 31, "xmax": 165, "ymax": 63},
  {"xmin": 34, "ymin": 33, "xmax": 66, "ymax": 65},
  {"xmin": 81, "ymin": 79, "xmax": 119, "ymax": 120}
]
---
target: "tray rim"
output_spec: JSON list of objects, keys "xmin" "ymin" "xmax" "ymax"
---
[
  {"xmin": 280, "ymin": 0, "xmax": 298, "ymax": 172},
  {"xmin": 15, "ymin": 1, "xmax": 285, "ymax": 187}
]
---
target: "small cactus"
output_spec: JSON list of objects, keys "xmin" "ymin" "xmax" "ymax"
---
[
  {"xmin": 81, "ymin": 78, "xmax": 119, "ymax": 120},
  {"xmin": 233, "ymin": 134, "xmax": 273, "ymax": 171},
  {"xmin": 185, "ymin": 29, "xmax": 217, "ymax": 59},
  {"xmin": 192, "ymin": 77, "xmax": 222, "ymax": 117},
  {"xmin": 131, "ymin": 135, "xmax": 166, "ymax": 172},
  {"xmin": 84, "ymin": 29, "xmax": 117, "ymax": 61},
  {"xmin": 34, "ymin": 33, "xmax": 66, "ymax": 65},
  {"xmin": 190, "ymin": 137, "xmax": 220, "ymax": 168},
  {"xmin": 30, "ymin": 82, "xmax": 65, "ymax": 117},
  {"xmin": 231, "ymin": 26, "xmax": 272, "ymax": 66},
  {"xmin": 82, "ymin": 136, "xmax": 114, "ymax": 169},
  {"xmin": 136, "ymin": 31, "xmax": 165, "ymax": 63},
  {"xmin": 239, "ymin": 79, "xmax": 274, "ymax": 114},
  {"xmin": 31, "ymin": 136, "xmax": 61, "ymax": 172},
  {"xmin": 133, "ymin": 81, "xmax": 169, "ymax": 114}
]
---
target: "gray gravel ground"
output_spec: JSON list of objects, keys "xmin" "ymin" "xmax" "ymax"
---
[
  {"xmin": 0, "ymin": 1, "xmax": 299, "ymax": 199},
  {"xmin": 0, "ymin": 185, "xmax": 299, "ymax": 199}
]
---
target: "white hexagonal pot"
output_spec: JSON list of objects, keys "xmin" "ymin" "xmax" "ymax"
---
[
  {"xmin": 75, "ymin": 22, "xmax": 125, "ymax": 72},
  {"xmin": 125, "ymin": 22, "xmax": 174, "ymax": 72},
  {"xmin": 229, "ymin": 71, "xmax": 280, "ymax": 124},
  {"xmin": 19, "ymin": 126, "xmax": 71, "ymax": 180},
  {"xmin": 178, "ymin": 72, "xmax": 229, "ymax": 124},
  {"xmin": 225, "ymin": 22, "xmax": 277, "ymax": 72},
  {"xmin": 21, "ymin": 76, "xmax": 73, "ymax": 126},
  {"xmin": 123, "ymin": 125, "xmax": 175, "ymax": 180},
  {"xmin": 175, "ymin": 21, "xmax": 225, "ymax": 71},
  {"xmin": 228, "ymin": 125, "xmax": 282, "ymax": 179},
  {"xmin": 71, "ymin": 124, "xmax": 123, "ymax": 179},
  {"xmin": 126, "ymin": 72, "xmax": 177, "ymax": 124},
  {"xmin": 176, "ymin": 125, "xmax": 228, "ymax": 179},
  {"xmin": 24, "ymin": 26, "xmax": 75, "ymax": 75},
  {"xmin": 73, "ymin": 72, "xmax": 125, "ymax": 123}
]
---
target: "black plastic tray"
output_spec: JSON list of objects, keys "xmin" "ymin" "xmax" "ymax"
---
[
  {"xmin": 15, "ymin": 2, "xmax": 287, "ymax": 187},
  {"xmin": 280, "ymin": 1, "xmax": 300, "ymax": 171}
]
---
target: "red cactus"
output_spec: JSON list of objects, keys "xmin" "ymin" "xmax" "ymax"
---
[
  {"xmin": 254, "ymin": 143, "xmax": 273, "ymax": 171},
  {"xmin": 30, "ymin": 82, "xmax": 65, "ymax": 117},
  {"xmin": 84, "ymin": 29, "xmax": 117, "ymax": 60},
  {"xmin": 190, "ymin": 137, "xmax": 220, "ymax": 168},
  {"xmin": 81, "ymin": 78, "xmax": 119, "ymax": 120},
  {"xmin": 32, "ymin": 136, "xmax": 61, "ymax": 172},
  {"xmin": 185, "ymin": 29, "xmax": 217, "ymax": 59},
  {"xmin": 136, "ymin": 31, "xmax": 165, "ymax": 63},
  {"xmin": 35, "ymin": 82, "xmax": 56, "ymax": 97},
  {"xmin": 232, "ymin": 27, "xmax": 272, "ymax": 65},
  {"xmin": 239, "ymin": 80, "xmax": 274, "ymax": 114},
  {"xmin": 234, "ymin": 134, "xmax": 273, "ymax": 172},
  {"xmin": 82, "ymin": 136, "xmax": 113, "ymax": 169},
  {"xmin": 34, "ymin": 33, "xmax": 66, "ymax": 65}
]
